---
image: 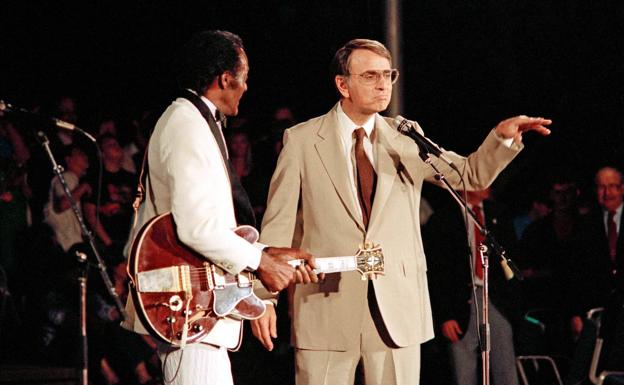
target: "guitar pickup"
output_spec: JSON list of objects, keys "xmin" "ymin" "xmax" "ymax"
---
[{"xmin": 136, "ymin": 266, "xmax": 192, "ymax": 293}]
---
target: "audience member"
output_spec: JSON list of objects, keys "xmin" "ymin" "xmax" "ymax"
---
[
  {"xmin": 512, "ymin": 187, "xmax": 551, "ymax": 239},
  {"xmin": 121, "ymin": 110, "xmax": 155, "ymax": 174},
  {"xmin": 226, "ymin": 129, "xmax": 268, "ymax": 221},
  {"xmin": 425, "ymin": 188, "xmax": 520, "ymax": 385},
  {"xmin": 0, "ymin": 118, "xmax": 32, "ymax": 284},
  {"xmin": 55, "ymin": 96, "xmax": 79, "ymax": 146},
  {"xmin": 565, "ymin": 167, "xmax": 624, "ymax": 382},
  {"xmin": 84, "ymin": 134, "xmax": 136, "ymax": 261},
  {"xmin": 43, "ymin": 144, "xmax": 91, "ymax": 253}
]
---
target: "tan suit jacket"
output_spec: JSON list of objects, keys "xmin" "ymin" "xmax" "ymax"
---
[{"xmin": 259, "ymin": 103, "xmax": 522, "ymax": 350}]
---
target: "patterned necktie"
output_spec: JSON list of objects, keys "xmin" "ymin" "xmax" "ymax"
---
[
  {"xmin": 354, "ymin": 127, "xmax": 377, "ymax": 229},
  {"xmin": 608, "ymin": 211, "xmax": 617, "ymax": 262},
  {"xmin": 473, "ymin": 205, "xmax": 485, "ymax": 279}
]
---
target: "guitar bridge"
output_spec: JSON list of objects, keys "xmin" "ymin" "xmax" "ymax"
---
[{"xmin": 236, "ymin": 272, "xmax": 254, "ymax": 288}]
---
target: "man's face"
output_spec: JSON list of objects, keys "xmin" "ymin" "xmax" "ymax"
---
[
  {"xmin": 66, "ymin": 149, "xmax": 89, "ymax": 176},
  {"xmin": 596, "ymin": 168, "xmax": 624, "ymax": 212},
  {"xmin": 229, "ymin": 133, "xmax": 249, "ymax": 158},
  {"xmin": 220, "ymin": 50, "xmax": 249, "ymax": 117},
  {"xmin": 101, "ymin": 137, "xmax": 124, "ymax": 164},
  {"xmin": 550, "ymin": 182, "xmax": 578, "ymax": 211},
  {"xmin": 336, "ymin": 49, "xmax": 393, "ymax": 116}
]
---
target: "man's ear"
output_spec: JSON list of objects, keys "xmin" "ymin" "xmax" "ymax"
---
[
  {"xmin": 217, "ymin": 73, "xmax": 227, "ymax": 90},
  {"xmin": 335, "ymin": 75, "xmax": 349, "ymax": 99}
]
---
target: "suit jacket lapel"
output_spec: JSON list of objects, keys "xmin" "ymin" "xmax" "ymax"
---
[
  {"xmin": 314, "ymin": 106, "xmax": 365, "ymax": 231},
  {"xmin": 369, "ymin": 115, "xmax": 404, "ymax": 230}
]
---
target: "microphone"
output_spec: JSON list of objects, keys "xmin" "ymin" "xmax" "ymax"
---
[
  {"xmin": 393, "ymin": 115, "xmax": 458, "ymax": 171},
  {"xmin": 0, "ymin": 100, "xmax": 95, "ymax": 142}
]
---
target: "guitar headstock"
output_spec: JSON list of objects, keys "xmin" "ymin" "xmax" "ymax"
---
[{"xmin": 355, "ymin": 242, "xmax": 385, "ymax": 280}]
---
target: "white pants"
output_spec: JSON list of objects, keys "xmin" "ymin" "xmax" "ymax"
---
[{"xmin": 157, "ymin": 342, "xmax": 233, "ymax": 385}]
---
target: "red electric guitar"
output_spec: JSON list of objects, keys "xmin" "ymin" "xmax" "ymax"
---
[
  {"xmin": 128, "ymin": 212, "xmax": 385, "ymax": 347},
  {"xmin": 128, "ymin": 212, "xmax": 266, "ymax": 346}
]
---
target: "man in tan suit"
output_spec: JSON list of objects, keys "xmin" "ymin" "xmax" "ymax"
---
[{"xmin": 252, "ymin": 39, "xmax": 551, "ymax": 385}]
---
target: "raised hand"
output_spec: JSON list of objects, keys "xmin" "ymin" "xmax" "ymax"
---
[{"xmin": 494, "ymin": 115, "xmax": 552, "ymax": 143}]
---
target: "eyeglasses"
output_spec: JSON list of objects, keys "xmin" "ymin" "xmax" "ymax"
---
[
  {"xmin": 597, "ymin": 183, "xmax": 623, "ymax": 192},
  {"xmin": 346, "ymin": 69, "xmax": 400, "ymax": 85}
]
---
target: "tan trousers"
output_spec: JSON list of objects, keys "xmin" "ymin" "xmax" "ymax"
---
[{"xmin": 295, "ymin": 292, "xmax": 421, "ymax": 385}]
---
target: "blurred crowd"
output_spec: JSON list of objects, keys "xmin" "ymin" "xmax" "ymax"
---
[{"xmin": 0, "ymin": 95, "xmax": 622, "ymax": 385}]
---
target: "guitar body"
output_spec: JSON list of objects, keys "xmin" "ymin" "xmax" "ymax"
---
[{"xmin": 128, "ymin": 212, "xmax": 266, "ymax": 346}]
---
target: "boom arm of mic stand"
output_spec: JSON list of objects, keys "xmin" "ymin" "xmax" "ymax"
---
[
  {"xmin": 423, "ymin": 153, "xmax": 523, "ymax": 281},
  {"xmin": 36, "ymin": 131, "xmax": 129, "ymax": 320}
]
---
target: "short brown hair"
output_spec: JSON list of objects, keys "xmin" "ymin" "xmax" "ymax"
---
[{"xmin": 331, "ymin": 39, "xmax": 392, "ymax": 77}]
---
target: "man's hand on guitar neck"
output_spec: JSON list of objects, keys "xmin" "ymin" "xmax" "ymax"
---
[{"xmin": 257, "ymin": 247, "xmax": 320, "ymax": 292}]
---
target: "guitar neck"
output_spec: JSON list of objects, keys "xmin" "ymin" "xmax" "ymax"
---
[{"xmin": 289, "ymin": 256, "xmax": 359, "ymax": 274}]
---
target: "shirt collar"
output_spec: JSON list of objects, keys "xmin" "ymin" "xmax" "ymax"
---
[
  {"xmin": 337, "ymin": 102, "xmax": 375, "ymax": 137},
  {"xmin": 186, "ymin": 89, "xmax": 219, "ymax": 120},
  {"xmin": 605, "ymin": 203, "xmax": 624, "ymax": 217}
]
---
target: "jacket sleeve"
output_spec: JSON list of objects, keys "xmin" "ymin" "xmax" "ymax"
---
[
  {"xmin": 259, "ymin": 129, "xmax": 303, "ymax": 248},
  {"xmin": 161, "ymin": 107, "xmax": 262, "ymax": 274}
]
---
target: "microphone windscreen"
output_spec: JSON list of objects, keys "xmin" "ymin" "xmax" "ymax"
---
[{"xmin": 393, "ymin": 115, "xmax": 412, "ymax": 135}]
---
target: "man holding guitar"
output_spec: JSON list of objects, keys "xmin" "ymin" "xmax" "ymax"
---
[
  {"xmin": 121, "ymin": 30, "xmax": 317, "ymax": 385},
  {"xmin": 252, "ymin": 38, "xmax": 551, "ymax": 385}
]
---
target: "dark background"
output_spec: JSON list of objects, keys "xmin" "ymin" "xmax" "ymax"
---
[{"xmin": 1, "ymin": 0, "xmax": 623, "ymax": 206}]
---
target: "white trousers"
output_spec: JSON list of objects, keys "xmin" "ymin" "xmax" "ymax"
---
[{"xmin": 157, "ymin": 342, "xmax": 233, "ymax": 385}]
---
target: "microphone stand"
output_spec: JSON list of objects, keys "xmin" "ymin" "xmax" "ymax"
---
[
  {"xmin": 36, "ymin": 130, "xmax": 128, "ymax": 385},
  {"xmin": 415, "ymin": 148, "xmax": 522, "ymax": 385}
]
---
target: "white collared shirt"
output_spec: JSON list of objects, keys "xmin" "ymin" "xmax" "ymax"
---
[
  {"xmin": 603, "ymin": 203, "xmax": 623, "ymax": 235},
  {"xmin": 196, "ymin": 90, "xmax": 229, "ymax": 159}
]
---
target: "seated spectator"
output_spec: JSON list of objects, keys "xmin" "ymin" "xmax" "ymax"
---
[
  {"xmin": 43, "ymin": 144, "xmax": 91, "ymax": 253},
  {"xmin": 512, "ymin": 186, "xmax": 551, "ymax": 240},
  {"xmin": 517, "ymin": 175, "xmax": 583, "ymax": 357},
  {"xmin": 565, "ymin": 166, "xmax": 624, "ymax": 383}
]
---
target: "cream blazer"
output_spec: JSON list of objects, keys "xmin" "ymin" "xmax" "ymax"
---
[
  {"xmin": 122, "ymin": 97, "xmax": 263, "ymax": 348},
  {"xmin": 259, "ymin": 103, "xmax": 522, "ymax": 350}
]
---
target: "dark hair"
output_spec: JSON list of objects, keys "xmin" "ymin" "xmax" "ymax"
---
[
  {"xmin": 61, "ymin": 144, "xmax": 86, "ymax": 163},
  {"xmin": 98, "ymin": 133, "xmax": 119, "ymax": 145},
  {"xmin": 176, "ymin": 30, "xmax": 245, "ymax": 95},
  {"xmin": 330, "ymin": 39, "xmax": 392, "ymax": 78}
]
